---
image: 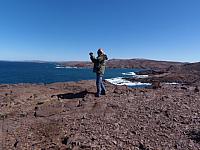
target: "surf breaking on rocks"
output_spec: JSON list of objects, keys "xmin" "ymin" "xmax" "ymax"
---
[{"xmin": 106, "ymin": 71, "xmax": 151, "ymax": 87}]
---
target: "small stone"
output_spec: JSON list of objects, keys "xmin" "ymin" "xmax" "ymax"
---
[
  {"xmin": 112, "ymin": 140, "xmax": 117, "ymax": 145},
  {"xmin": 61, "ymin": 136, "xmax": 69, "ymax": 145},
  {"xmin": 14, "ymin": 140, "xmax": 19, "ymax": 148},
  {"xmin": 181, "ymin": 86, "xmax": 187, "ymax": 90},
  {"xmin": 194, "ymin": 86, "xmax": 199, "ymax": 93},
  {"xmin": 151, "ymin": 81, "xmax": 161, "ymax": 89}
]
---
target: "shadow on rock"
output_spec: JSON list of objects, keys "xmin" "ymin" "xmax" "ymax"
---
[
  {"xmin": 51, "ymin": 90, "xmax": 93, "ymax": 100},
  {"xmin": 187, "ymin": 130, "xmax": 200, "ymax": 143}
]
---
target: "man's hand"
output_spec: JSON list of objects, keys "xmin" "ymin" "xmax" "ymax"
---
[{"xmin": 89, "ymin": 52, "xmax": 93, "ymax": 56}]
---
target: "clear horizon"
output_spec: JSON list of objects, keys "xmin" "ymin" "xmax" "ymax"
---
[
  {"xmin": 0, "ymin": 57, "xmax": 197, "ymax": 63},
  {"xmin": 0, "ymin": 0, "xmax": 200, "ymax": 62}
]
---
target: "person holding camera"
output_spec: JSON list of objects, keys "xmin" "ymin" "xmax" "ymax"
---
[{"xmin": 89, "ymin": 48, "xmax": 108, "ymax": 97}]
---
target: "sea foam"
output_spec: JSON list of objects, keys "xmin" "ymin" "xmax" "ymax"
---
[
  {"xmin": 56, "ymin": 66, "xmax": 78, "ymax": 69},
  {"xmin": 122, "ymin": 72, "xmax": 136, "ymax": 76},
  {"xmin": 122, "ymin": 71, "xmax": 148, "ymax": 78},
  {"xmin": 106, "ymin": 77, "xmax": 151, "ymax": 87}
]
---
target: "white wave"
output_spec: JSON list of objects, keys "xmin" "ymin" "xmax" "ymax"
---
[
  {"xmin": 165, "ymin": 82, "xmax": 179, "ymax": 85},
  {"xmin": 65, "ymin": 66, "xmax": 78, "ymax": 69},
  {"xmin": 135, "ymin": 75, "xmax": 149, "ymax": 78},
  {"xmin": 122, "ymin": 72, "xmax": 136, "ymax": 76},
  {"xmin": 122, "ymin": 71, "xmax": 148, "ymax": 78},
  {"xmin": 56, "ymin": 66, "xmax": 65, "ymax": 69},
  {"xmin": 56, "ymin": 66, "xmax": 78, "ymax": 69},
  {"xmin": 106, "ymin": 77, "xmax": 151, "ymax": 86}
]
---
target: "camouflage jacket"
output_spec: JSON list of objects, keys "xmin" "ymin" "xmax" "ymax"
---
[{"xmin": 90, "ymin": 54, "xmax": 108, "ymax": 75}]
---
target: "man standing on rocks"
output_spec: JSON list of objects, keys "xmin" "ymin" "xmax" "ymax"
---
[{"xmin": 89, "ymin": 48, "xmax": 108, "ymax": 97}]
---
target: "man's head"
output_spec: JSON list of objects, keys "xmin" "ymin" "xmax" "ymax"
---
[{"xmin": 97, "ymin": 48, "xmax": 104, "ymax": 56}]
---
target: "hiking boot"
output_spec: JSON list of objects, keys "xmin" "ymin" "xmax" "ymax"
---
[
  {"xmin": 95, "ymin": 93, "xmax": 100, "ymax": 97},
  {"xmin": 101, "ymin": 91, "xmax": 106, "ymax": 95}
]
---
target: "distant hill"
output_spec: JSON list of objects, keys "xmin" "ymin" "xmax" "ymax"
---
[
  {"xmin": 106, "ymin": 59, "xmax": 184, "ymax": 69},
  {"xmin": 59, "ymin": 61, "xmax": 92, "ymax": 68},
  {"xmin": 181, "ymin": 62, "xmax": 200, "ymax": 72},
  {"xmin": 60, "ymin": 58, "xmax": 184, "ymax": 70}
]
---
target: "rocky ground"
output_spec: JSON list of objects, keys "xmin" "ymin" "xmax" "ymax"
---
[
  {"xmin": 1, "ymin": 60, "xmax": 200, "ymax": 150},
  {"xmin": 1, "ymin": 79, "xmax": 200, "ymax": 149}
]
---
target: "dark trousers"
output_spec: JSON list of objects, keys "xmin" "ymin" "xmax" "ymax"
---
[{"xmin": 96, "ymin": 74, "xmax": 106, "ymax": 96}]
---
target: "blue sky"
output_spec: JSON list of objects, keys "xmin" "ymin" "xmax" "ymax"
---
[{"xmin": 0, "ymin": 0, "xmax": 200, "ymax": 62}]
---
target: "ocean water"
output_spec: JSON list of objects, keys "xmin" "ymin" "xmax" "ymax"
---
[{"xmin": 0, "ymin": 61, "xmax": 150, "ymax": 87}]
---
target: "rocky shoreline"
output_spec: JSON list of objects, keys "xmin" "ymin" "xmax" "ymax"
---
[
  {"xmin": 1, "ymin": 60, "xmax": 200, "ymax": 149},
  {"xmin": 125, "ymin": 62, "xmax": 200, "ymax": 87}
]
